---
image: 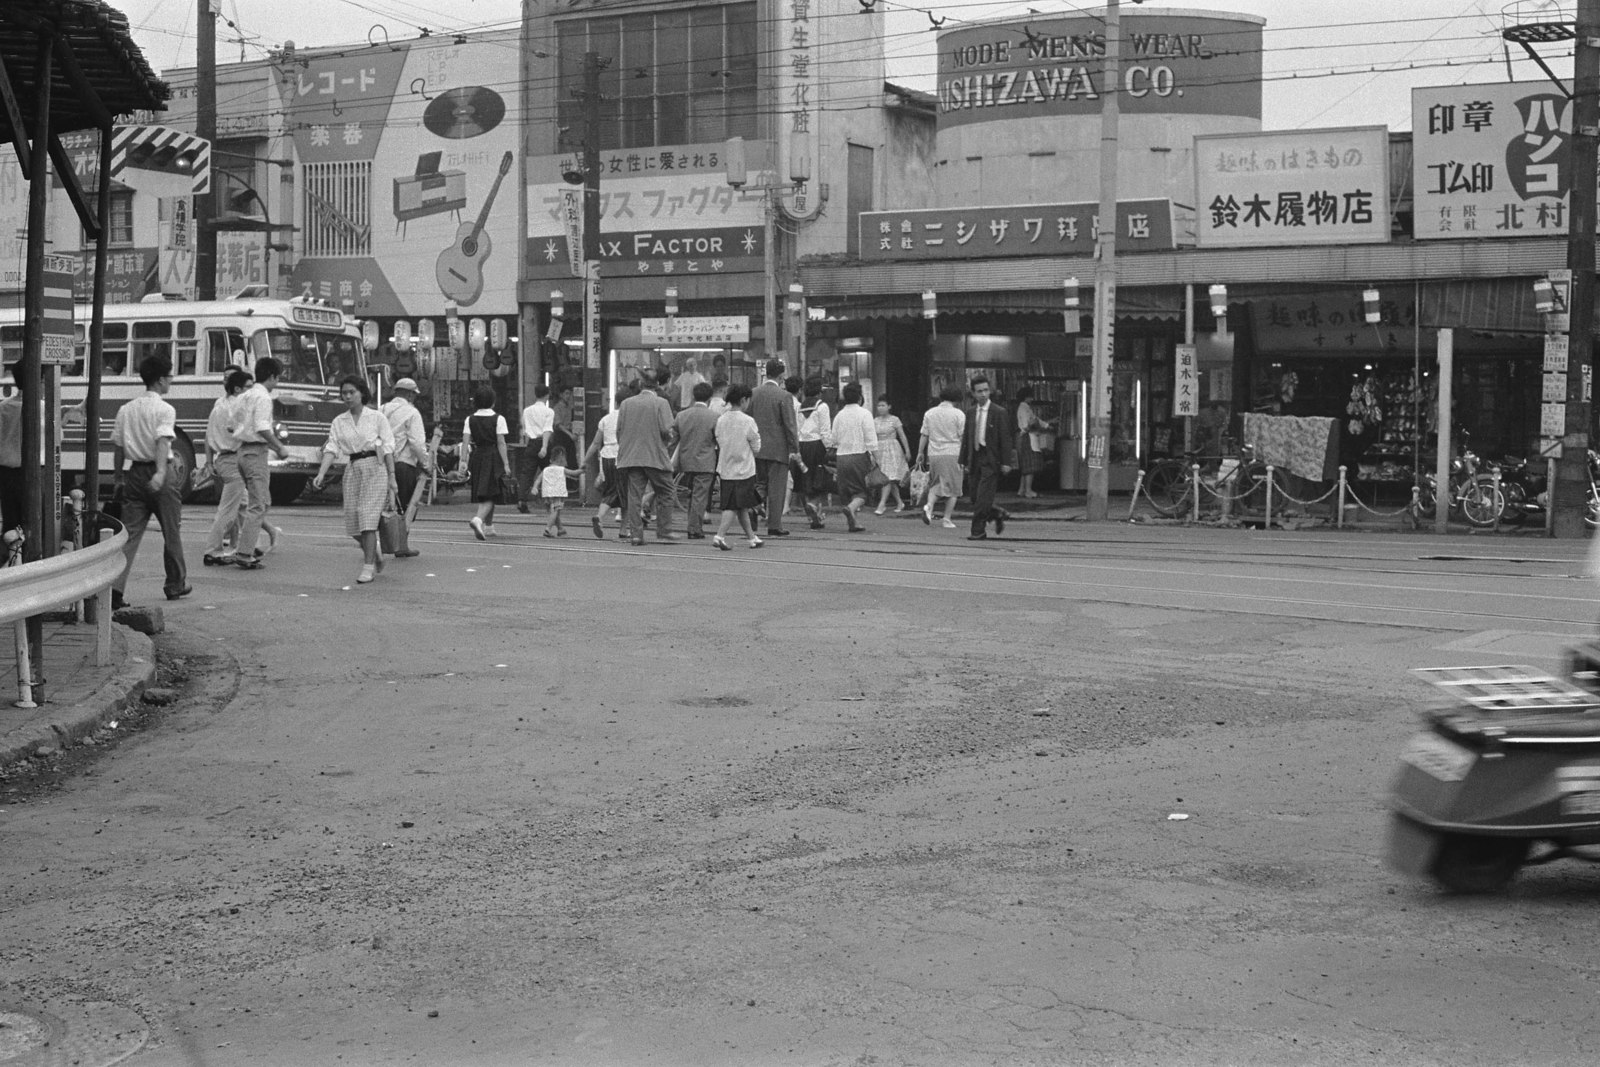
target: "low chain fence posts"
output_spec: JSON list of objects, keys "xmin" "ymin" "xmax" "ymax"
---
[{"xmin": 1336, "ymin": 464, "xmax": 1424, "ymax": 524}]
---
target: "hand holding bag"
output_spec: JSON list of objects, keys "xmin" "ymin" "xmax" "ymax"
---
[
  {"xmin": 908, "ymin": 462, "xmax": 930, "ymax": 504},
  {"xmin": 864, "ymin": 455, "xmax": 891, "ymax": 492}
]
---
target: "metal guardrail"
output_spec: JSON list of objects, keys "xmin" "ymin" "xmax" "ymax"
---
[{"xmin": 1, "ymin": 523, "xmax": 127, "ymax": 708}]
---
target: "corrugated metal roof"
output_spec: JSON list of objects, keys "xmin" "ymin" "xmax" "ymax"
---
[{"xmin": 0, "ymin": 0, "xmax": 169, "ymax": 141}]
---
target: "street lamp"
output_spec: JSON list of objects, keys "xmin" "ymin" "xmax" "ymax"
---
[{"xmin": 726, "ymin": 135, "xmax": 811, "ymax": 368}]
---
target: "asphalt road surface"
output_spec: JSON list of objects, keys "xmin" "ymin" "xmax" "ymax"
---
[{"xmin": 4, "ymin": 502, "xmax": 1600, "ymax": 1067}]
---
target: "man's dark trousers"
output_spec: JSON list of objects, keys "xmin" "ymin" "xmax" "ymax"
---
[
  {"xmin": 969, "ymin": 448, "xmax": 1003, "ymax": 537},
  {"xmin": 118, "ymin": 461, "xmax": 187, "ymax": 596},
  {"xmin": 623, "ymin": 466, "xmax": 676, "ymax": 540},
  {"xmin": 756, "ymin": 457, "xmax": 788, "ymax": 532}
]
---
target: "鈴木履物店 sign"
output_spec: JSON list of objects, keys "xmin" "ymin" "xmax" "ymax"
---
[
  {"xmin": 1412, "ymin": 81, "xmax": 1584, "ymax": 240},
  {"xmin": 1194, "ymin": 126, "xmax": 1389, "ymax": 248},
  {"xmin": 859, "ymin": 200, "xmax": 1172, "ymax": 261}
]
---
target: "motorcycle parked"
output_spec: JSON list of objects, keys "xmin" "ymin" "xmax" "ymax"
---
[
  {"xmin": 1386, "ymin": 645, "xmax": 1600, "ymax": 893},
  {"xmin": 1478, "ymin": 449, "xmax": 1600, "ymax": 528},
  {"xmin": 1413, "ymin": 440, "xmax": 1505, "ymax": 528}
]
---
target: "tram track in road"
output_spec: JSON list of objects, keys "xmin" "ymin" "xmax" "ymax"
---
[{"xmin": 254, "ymin": 508, "xmax": 1599, "ymax": 634}]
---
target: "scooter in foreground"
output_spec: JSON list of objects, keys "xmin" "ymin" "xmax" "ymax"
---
[{"xmin": 1386, "ymin": 645, "xmax": 1600, "ymax": 893}]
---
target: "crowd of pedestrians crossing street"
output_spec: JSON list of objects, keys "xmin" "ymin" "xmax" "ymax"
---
[{"xmin": 93, "ymin": 355, "xmax": 1037, "ymax": 604}]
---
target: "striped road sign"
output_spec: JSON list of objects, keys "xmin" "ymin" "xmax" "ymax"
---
[
  {"xmin": 109, "ymin": 125, "xmax": 211, "ymax": 195},
  {"xmin": 0, "ymin": 254, "xmax": 77, "ymax": 365}
]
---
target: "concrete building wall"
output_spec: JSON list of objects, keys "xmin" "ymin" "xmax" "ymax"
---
[{"xmin": 932, "ymin": 8, "xmax": 1264, "ymax": 210}]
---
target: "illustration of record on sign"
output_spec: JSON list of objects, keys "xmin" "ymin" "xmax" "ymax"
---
[{"xmin": 424, "ymin": 86, "xmax": 505, "ymax": 139}]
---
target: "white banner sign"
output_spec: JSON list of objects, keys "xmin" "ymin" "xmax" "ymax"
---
[
  {"xmin": 639, "ymin": 316, "xmax": 751, "ymax": 345},
  {"xmin": 560, "ymin": 188, "xmax": 584, "ymax": 278},
  {"xmin": 1194, "ymin": 126, "xmax": 1390, "ymax": 247},
  {"xmin": 1413, "ymin": 80, "xmax": 1584, "ymax": 240},
  {"xmin": 1173, "ymin": 343, "xmax": 1197, "ymax": 417}
]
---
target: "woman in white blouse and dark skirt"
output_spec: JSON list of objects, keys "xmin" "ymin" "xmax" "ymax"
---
[
  {"xmin": 312, "ymin": 375, "xmax": 397, "ymax": 585},
  {"xmin": 830, "ymin": 382, "xmax": 877, "ymax": 533}
]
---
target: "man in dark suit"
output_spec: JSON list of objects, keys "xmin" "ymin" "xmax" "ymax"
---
[
  {"xmin": 960, "ymin": 374, "xmax": 1016, "ymax": 540},
  {"xmin": 747, "ymin": 358, "xmax": 800, "ymax": 536},
  {"xmin": 673, "ymin": 381, "xmax": 720, "ymax": 538}
]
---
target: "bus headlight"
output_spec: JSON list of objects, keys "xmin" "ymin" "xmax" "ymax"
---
[{"xmin": 274, "ymin": 421, "xmax": 289, "ymax": 444}]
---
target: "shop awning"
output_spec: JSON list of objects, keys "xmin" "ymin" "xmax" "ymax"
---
[
  {"xmin": 1417, "ymin": 277, "xmax": 1555, "ymax": 337},
  {"xmin": 815, "ymin": 287, "xmax": 1183, "ymax": 322}
]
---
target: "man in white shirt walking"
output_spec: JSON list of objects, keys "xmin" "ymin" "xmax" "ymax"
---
[
  {"xmin": 517, "ymin": 384, "xmax": 555, "ymax": 513},
  {"xmin": 380, "ymin": 377, "xmax": 432, "ymax": 556},
  {"xmin": 111, "ymin": 355, "xmax": 189, "ymax": 606},
  {"xmin": 201, "ymin": 368, "xmax": 252, "ymax": 566},
  {"xmin": 232, "ymin": 356, "xmax": 290, "ymax": 570}
]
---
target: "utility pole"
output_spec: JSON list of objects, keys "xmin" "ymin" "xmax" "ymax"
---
[
  {"xmin": 1085, "ymin": 0, "xmax": 1121, "ymax": 522},
  {"xmin": 195, "ymin": 0, "xmax": 217, "ymax": 299},
  {"xmin": 1554, "ymin": 0, "xmax": 1600, "ymax": 536},
  {"xmin": 579, "ymin": 52, "xmax": 603, "ymax": 455}
]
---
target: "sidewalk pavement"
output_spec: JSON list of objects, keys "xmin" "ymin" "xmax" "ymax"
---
[{"xmin": 0, "ymin": 621, "xmax": 155, "ymax": 770}]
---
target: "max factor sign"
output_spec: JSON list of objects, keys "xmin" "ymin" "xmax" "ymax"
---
[{"xmin": 936, "ymin": 14, "xmax": 1262, "ymax": 128}]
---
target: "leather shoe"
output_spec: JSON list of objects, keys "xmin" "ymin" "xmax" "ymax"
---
[
  {"xmin": 655, "ymin": 533, "xmax": 680, "ymax": 543},
  {"xmin": 686, "ymin": 532, "xmax": 705, "ymax": 539},
  {"xmin": 165, "ymin": 584, "xmax": 193, "ymax": 601},
  {"xmin": 766, "ymin": 528, "xmax": 790, "ymax": 537},
  {"xmin": 202, "ymin": 554, "xmax": 234, "ymax": 566},
  {"xmin": 111, "ymin": 591, "xmax": 130, "ymax": 611},
  {"xmin": 967, "ymin": 533, "xmax": 988, "ymax": 540},
  {"xmin": 631, "ymin": 537, "xmax": 645, "ymax": 546},
  {"xmin": 394, "ymin": 549, "xmax": 420, "ymax": 558},
  {"xmin": 994, "ymin": 511, "xmax": 1007, "ymax": 535}
]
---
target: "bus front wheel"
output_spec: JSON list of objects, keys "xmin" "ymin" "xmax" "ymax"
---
[{"xmin": 270, "ymin": 476, "xmax": 308, "ymax": 506}]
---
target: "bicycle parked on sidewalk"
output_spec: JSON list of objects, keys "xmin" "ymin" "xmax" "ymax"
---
[
  {"xmin": 1143, "ymin": 443, "xmax": 1288, "ymax": 518},
  {"xmin": 1411, "ymin": 439, "xmax": 1505, "ymax": 528}
]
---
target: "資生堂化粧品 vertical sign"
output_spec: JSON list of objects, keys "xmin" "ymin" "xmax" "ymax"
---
[{"xmin": 779, "ymin": 0, "xmax": 821, "ymax": 220}]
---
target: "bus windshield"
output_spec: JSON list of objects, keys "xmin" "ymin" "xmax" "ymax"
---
[{"xmin": 255, "ymin": 329, "xmax": 363, "ymax": 385}]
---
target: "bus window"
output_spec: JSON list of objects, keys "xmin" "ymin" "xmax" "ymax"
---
[
  {"xmin": 324, "ymin": 334, "xmax": 362, "ymax": 383},
  {"xmin": 131, "ymin": 320, "xmax": 172, "ymax": 369},
  {"xmin": 258, "ymin": 328, "xmax": 320, "ymax": 385},
  {"xmin": 103, "ymin": 322, "xmax": 128, "ymax": 376},
  {"xmin": 206, "ymin": 328, "xmax": 246, "ymax": 374},
  {"xmin": 176, "ymin": 320, "xmax": 198, "ymax": 376},
  {"xmin": 0, "ymin": 324, "xmax": 19, "ymax": 367}
]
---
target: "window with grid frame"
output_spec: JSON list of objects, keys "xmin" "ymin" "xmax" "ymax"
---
[
  {"xmin": 302, "ymin": 161, "xmax": 373, "ymax": 257},
  {"xmin": 107, "ymin": 190, "xmax": 134, "ymax": 247},
  {"xmin": 557, "ymin": 3, "xmax": 760, "ymax": 151}
]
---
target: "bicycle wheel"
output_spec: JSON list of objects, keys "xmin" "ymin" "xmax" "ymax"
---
[
  {"xmin": 1460, "ymin": 476, "xmax": 1505, "ymax": 527},
  {"xmin": 1144, "ymin": 461, "xmax": 1193, "ymax": 517}
]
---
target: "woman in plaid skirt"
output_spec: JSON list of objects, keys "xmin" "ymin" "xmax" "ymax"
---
[{"xmin": 312, "ymin": 375, "xmax": 396, "ymax": 585}]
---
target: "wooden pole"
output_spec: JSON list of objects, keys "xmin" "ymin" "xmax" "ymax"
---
[
  {"xmin": 20, "ymin": 37, "xmax": 52, "ymax": 691},
  {"xmin": 1555, "ymin": 0, "xmax": 1600, "ymax": 536}
]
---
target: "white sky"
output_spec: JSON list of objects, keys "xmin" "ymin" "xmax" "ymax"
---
[{"xmin": 113, "ymin": 0, "xmax": 1574, "ymax": 132}]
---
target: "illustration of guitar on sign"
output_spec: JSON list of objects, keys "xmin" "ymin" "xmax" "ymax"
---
[{"xmin": 435, "ymin": 149, "xmax": 513, "ymax": 307}]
